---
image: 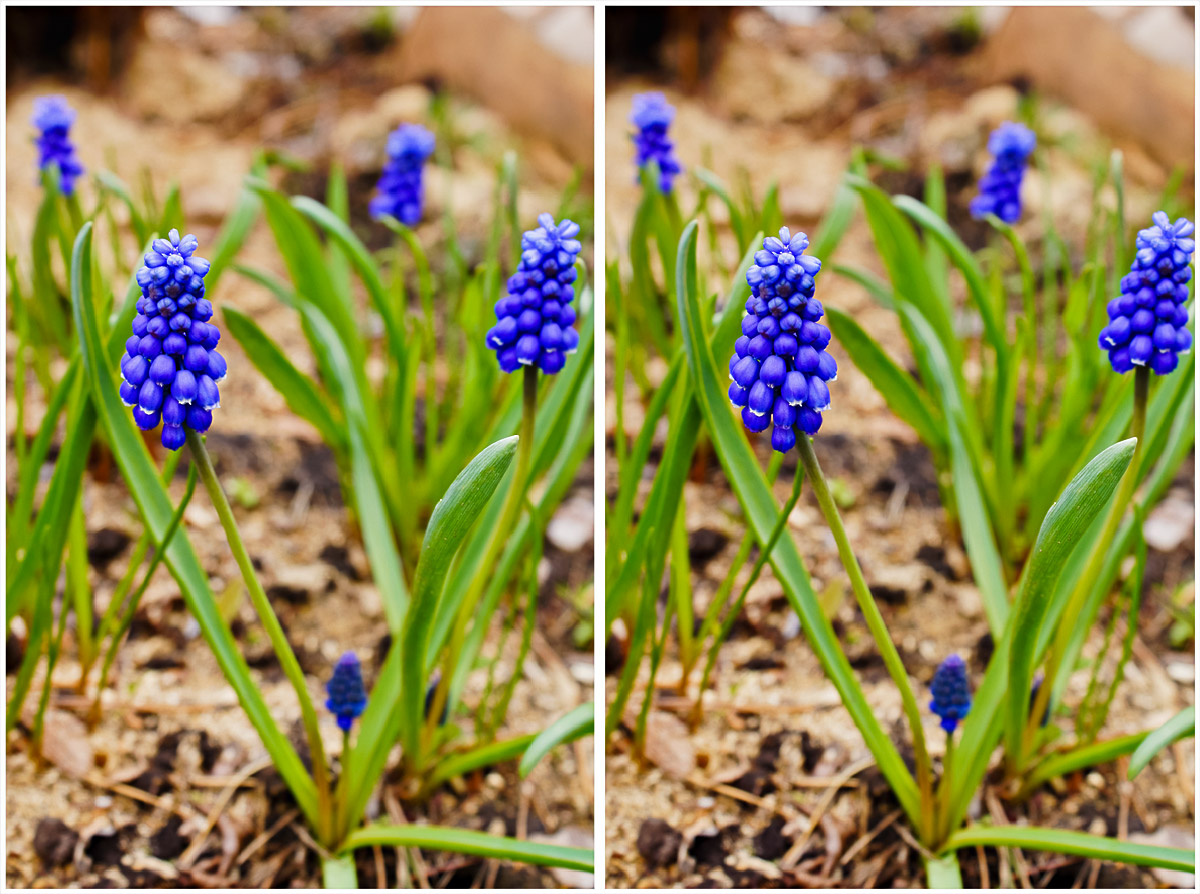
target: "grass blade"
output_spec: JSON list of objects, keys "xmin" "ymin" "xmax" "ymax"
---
[
  {"xmin": 942, "ymin": 825, "xmax": 1194, "ymax": 873},
  {"xmin": 519, "ymin": 702, "xmax": 593, "ymax": 778},
  {"xmin": 1128, "ymin": 706, "xmax": 1195, "ymax": 780},
  {"xmin": 340, "ymin": 824, "xmax": 594, "ymax": 873}
]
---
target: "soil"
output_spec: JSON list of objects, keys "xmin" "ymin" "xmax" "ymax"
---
[
  {"xmin": 604, "ymin": 7, "xmax": 1194, "ymax": 889},
  {"xmin": 6, "ymin": 7, "xmax": 594, "ymax": 889}
]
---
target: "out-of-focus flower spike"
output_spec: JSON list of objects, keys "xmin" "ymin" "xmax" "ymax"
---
[
  {"xmin": 969, "ymin": 121, "xmax": 1036, "ymax": 224},
  {"xmin": 325, "ymin": 652, "xmax": 368, "ymax": 733},
  {"xmin": 630, "ymin": 92, "xmax": 683, "ymax": 195},
  {"xmin": 369, "ymin": 123, "xmax": 435, "ymax": 225},
  {"xmin": 32, "ymin": 95, "xmax": 84, "ymax": 196},
  {"xmin": 929, "ymin": 654, "xmax": 972, "ymax": 734}
]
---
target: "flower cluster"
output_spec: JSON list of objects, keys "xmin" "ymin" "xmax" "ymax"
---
[
  {"xmin": 1099, "ymin": 212, "xmax": 1194, "ymax": 375},
  {"xmin": 32, "ymin": 95, "xmax": 84, "ymax": 197},
  {"xmin": 929, "ymin": 654, "xmax": 972, "ymax": 734},
  {"xmin": 486, "ymin": 213, "xmax": 582, "ymax": 375},
  {"xmin": 120, "ymin": 230, "xmax": 223, "ymax": 451},
  {"xmin": 325, "ymin": 652, "xmax": 367, "ymax": 732},
  {"xmin": 369, "ymin": 123, "xmax": 436, "ymax": 226},
  {"xmin": 630, "ymin": 92, "xmax": 683, "ymax": 195},
  {"xmin": 969, "ymin": 121, "xmax": 1036, "ymax": 224},
  {"xmin": 727, "ymin": 228, "xmax": 835, "ymax": 451}
]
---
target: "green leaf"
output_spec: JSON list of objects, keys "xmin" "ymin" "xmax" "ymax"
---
[
  {"xmin": 675, "ymin": 219, "xmax": 921, "ymax": 825},
  {"xmin": 1005, "ymin": 439, "xmax": 1136, "ymax": 763},
  {"xmin": 942, "ymin": 825, "xmax": 1194, "ymax": 873},
  {"xmin": 1128, "ymin": 706, "xmax": 1194, "ymax": 779},
  {"xmin": 344, "ymin": 437, "xmax": 518, "ymax": 837},
  {"xmin": 222, "ymin": 307, "xmax": 344, "ymax": 450},
  {"xmin": 519, "ymin": 702, "xmax": 594, "ymax": 778},
  {"xmin": 428, "ymin": 733, "xmax": 537, "ymax": 788},
  {"xmin": 68, "ymin": 222, "xmax": 320, "ymax": 830},
  {"xmin": 901, "ymin": 306, "xmax": 1009, "ymax": 634},
  {"xmin": 826, "ymin": 307, "xmax": 943, "ymax": 449},
  {"xmin": 1024, "ymin": 730, "xmax": 1149, "ymax": 792},
  {"xmin": 297, "ymin": 306, "xmax": 407, "ymax": 630},
  {"xmin": 340, "ymin": 824, "xmax": 594, "ymax": 873},
  {"xmin": 830, "ymin": 262, "xmax": 895, "ymax": 310}
]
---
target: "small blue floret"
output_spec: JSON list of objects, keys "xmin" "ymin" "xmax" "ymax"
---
[
  {"xmin": 1099, "ymin": 211, "xmax": 1194, "ymax": 376},
  {"xmin": 486, "ymin": 213, "xmax": 583, "ymax": 375},
  {"xmin": 325, "ymin": 652, "xmax": 368, "ymax": 732},
  {"xmin": 630, "ymin": 92, "xmax": 683, "ymax": 195},
  {"xmin": 969, "ymin": 121, "xmax": 1036, "ymax": 224},
  {"xmin": 32, "ymin": 95, "xmax": 84, "ymax": 197},
  {"xmin": 120, "ymin": 230, "xmax": 222, "ymax": 450},
  {"xmin": 369, "ymin": 123, "xmax": 436, "ymax": 226},
  {"xmin": 930, "ymin": 654, "xmax": 972, "ymax": 734},
  {"xmin": 727, "ymin": 227, "xmax": 835, "ymax": 450}
]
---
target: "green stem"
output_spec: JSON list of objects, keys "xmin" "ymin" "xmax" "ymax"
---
[
  {"xmin": 1022, "ymin": 366, "xmax": 1148, "ymax": 766},
  {"xmin": 797, "ymin": 434, "xmax": 937, "ymax": 844},
  {"xmin": 423, "ymin": 366, "xmax": 537, "ymax": 767},
  {"xmin": 936, "ymin": 731, "xmax": 957, "ymax": 844},
  {"xmin": 692, "ymin": 460, "xmax": 802, "ymax": 724},
  {"xmin": 186, "ymin": 430, "xmax": 335, "ymax": 846},
  {"xmin": 924, "ymin": 850, "xmax": 964, "ymax": 887}
]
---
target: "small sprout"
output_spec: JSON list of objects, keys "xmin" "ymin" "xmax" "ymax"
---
[
  {"xmin": 728, "ymin": 227, "xmax": 835, "ymax": 450},
  {"xmin": 630, "ymin": 91, "xmax": 683, "ymax": 195},
  {"xmin": 228, "ymin": 476, "xmax": 260, "ymax": 510},
  {"xmin": 969, "ymin": 121, "xmax": 1036, "ymax": 224},
  {"xmin": 486, "ymin": 213, "xmax": 582, "ymax": 375},
  {"xmin": 32, "ymin": 95, "xmax": 84, "ymax": 196},
  {"xmin": 1099, "ymin": 211, "xmax": 1194, "ymax": 375},
  {"xmin": 369, "ymin": 123, "xmax": 435, "ymax": 226}
]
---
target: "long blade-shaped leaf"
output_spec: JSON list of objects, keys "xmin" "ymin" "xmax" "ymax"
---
[
  {"xmin": 69, "ymin": 222, "xmax": 319, "ymax": 828},
  {"xmin": 340, "ymin": 824, "xmax": 594, "ymax": 873},
  {"xmin": 519, "ymin": 702, "xmax": 594, "ymax": 778},
  {"xmin": 942, "ymin": 825, "xmax": 1194, "ymax": 873}
]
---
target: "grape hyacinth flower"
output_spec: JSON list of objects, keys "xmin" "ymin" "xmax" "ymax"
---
[
  {"xmin": 120, "ymin": 230, "xmax": 223, "ymax": 451},
  {"xmin": 325, "ymin": 652, "xmax": 368, "ymax": 733},
  {"xmin": 32, "ymin": 95, "xmax": 84, "ymax": 197},
  {"xmin": 1099, "ymin": 212, "xmax": 1194, "ymax": 376},
  {"xmin": 969, "ymin": 121, "xmax": 1036, "ymax": 224},
  {"xmin": 486, "ymin": 213, "xmax": 582, "ymax": 375},
  {"xmin": 930, "ymin": 654, "xmax": 972, "ymax": 734},
  {"xmin": 727, "ymin": 227, "xmax": 835, "ymax": 451},
  {"xmin": 630, "ymin": 91, "xmax": 683, "ymax": 195},
  {"xmin": 369, "ymin": 123, "xmax": 436, "ymax": 226}
]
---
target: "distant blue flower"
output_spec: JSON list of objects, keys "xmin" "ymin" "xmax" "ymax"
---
[
  {"xmin": 369, "ymin": 123, "xmax": 436, "ymax": 226},
  {"xmin": 120, "ymin": 230, "xmax": 223, "ymax": 451},
  {"xmin": 930, "ymin": 654, "xmax": 971, "ymax": 734},
  {"xmin": 424, "ymin": 669, "xmax": 449, "ymax": 725},
  {"xmin": 32, "ymin": 95, "xmax": 84, "ymax": 197},
  {"xmin": 487, "ymin": 213, "xmax": 582, "ymax": 375},
  {"xmin": 325, "ymin": 652, "xmax": 367, "ymax": 732},
  {"xmin": 1100, "ymin": 212, "xmax": 1194, "ymax": 375},
  {"xmin": 727, "ymin": 227, "xmax": 835, "ymax": 451},
  {"xmin": 969, "ymin": 121, "xmax": 1036, "ymax": 224},
  {"xmin": 630, "ymin": 92, "xmax": 683, "ymax": 195}
]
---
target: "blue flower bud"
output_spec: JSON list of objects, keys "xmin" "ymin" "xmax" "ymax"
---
[
  {"xmin": 726, "ymin": 227, "xmax": 835, "ymax": 451},
  {"xmin": 487, "ymin": 214, "xmax": 583, "ymax": 375},
  {"xmin": 969, "ymin": 122, "xmax": 1036, "ymax": 224},
  {"xmin": 630, "ymin": 92, "xmax": 683, "ymax": 194},
  {"xmin": 1102, "ymin": 212, "xmax": 1193, "ymax": 376},
  {"xmin": 930, "ymin": 654, "xmax": 972, "ymax": 734},
  {"xmin": 369, "ymin": 123, "xmax": 435, "ymax": 226},
  {"xmin": 32, "ymin": 96, "xmax": 84, "ymax": 196},
  {"xmin": 120, "ymin": 230, "xmax": 220, "ymax": 449},
  {"xmin": 325, "ymin": 651, "xmax": 368, "ymax": 732}
]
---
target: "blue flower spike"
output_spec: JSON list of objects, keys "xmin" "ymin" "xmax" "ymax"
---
[
  {"xmin": 930, "ymin": 654, "xmax": 972, "ymax": 734},
  {"xmin": 969, "ymin": 121, "xmax": 1036, "ymax": 224},
  {"xmin": 630, "ymin": 92, "xmax": 683, "ymax": 195},
  {"xmin": 369, "ymin": 123, "xmax": 436, "ymax": 225},
  {"xmin": 32, "ymin": 95, "xmax": 84, "ymax": 197},
  {"xmin": 120, "ymin": 229, "xmax": 223, "ymax": 450},
  {"xmin": 325, "ymin": 652, "xmax": 368, "ymax": 733},
  {"xmin": 486, "ymin": 213, "xmax": 582, "ymax": 375},
  {"xmin": 1099, "ymin": 212, "xmax": 1194, "ymax": 376},
  {"xmin": 727, "ymin": 227, "xmax": 835, "ymax": 451}
]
